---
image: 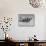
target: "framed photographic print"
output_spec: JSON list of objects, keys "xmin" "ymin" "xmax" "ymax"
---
[{"xmin": 18, "ymin": 14, "xmax": 35, "ymax": 27}]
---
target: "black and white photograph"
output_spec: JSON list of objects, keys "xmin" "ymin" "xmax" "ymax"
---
[{"xmin": 18, "ymin": 14, "xmax": 35, "ymax": 27}]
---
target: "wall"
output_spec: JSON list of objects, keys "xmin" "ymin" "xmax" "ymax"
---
[{"xmin": 0, "ymin": 0, "xmax": 46, "ymax": 40}]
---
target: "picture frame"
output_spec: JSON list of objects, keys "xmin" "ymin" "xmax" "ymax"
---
[{"xmin": 18, "ymin": 14, "xmax": 35, "ymax": 27}]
